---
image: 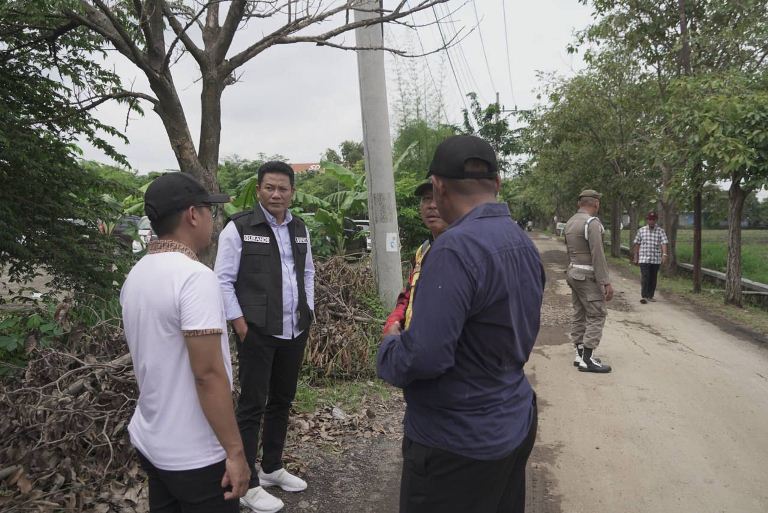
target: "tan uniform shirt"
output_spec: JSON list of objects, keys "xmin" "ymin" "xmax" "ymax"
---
[{"xmin": 564, "ymin": 212, "xmax": 610, "ymax": 285}]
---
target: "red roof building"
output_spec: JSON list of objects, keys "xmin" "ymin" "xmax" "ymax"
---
[{"xmin": 290, "ymin": 163, "xmax": 321, "ymax": 174}]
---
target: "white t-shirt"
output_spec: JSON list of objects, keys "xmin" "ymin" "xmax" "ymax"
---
[{"xmin": 120, "ymin": 250, "xmax": 233, "ymax": 471}]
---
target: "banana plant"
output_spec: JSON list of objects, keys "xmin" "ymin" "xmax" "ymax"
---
[{"xmin": 228, "ymin": 161, "xmax": 368, "ymax": 256}]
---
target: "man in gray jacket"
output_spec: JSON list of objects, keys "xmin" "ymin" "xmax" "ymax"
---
[{"xmin": 564, "ymin": 189, "xmax": 614, "ymax": 373}]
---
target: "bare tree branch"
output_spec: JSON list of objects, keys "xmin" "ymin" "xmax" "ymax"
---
[
  {"xmin": 215, "ymin": 0, "xmax": 248, "ymax": 64},
  {"xmin": 26, "ymin": 90, "xmax": 159, "ymax": 127},
  {"xmin": 292, "ymin": 27, "xmax": 465, "ymax": 58},
  {"xmin": 159, "ymin": 0, "xmax": 206, "ymax": 66},
  {"xmin": 75, "ymin": 90, "xmax": 160, "ymax": 110},
  {"xmin": 66, "ymin": 3, "xmax": 148, "ymax": 71},
  {"xmin": 162, "ymin": 2, "xmax": 211, "ymax": 71},
  {"xmin": 226, "ymin": 0, "xmax": 450, "ymax": 72},
  {"xmin": 131, "ymin": 0, "xmax": 153, "ymax": 53},
  {"xmin": 89, "ymin": 0, "xmax": 149, "ymax": 69}
]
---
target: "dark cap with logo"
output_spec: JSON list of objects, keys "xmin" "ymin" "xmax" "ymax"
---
[
  {"xmin": 427, "ymin": 135, "xmax": 498, "ymax": 179},
  {"xmin": 414, "ymin": 181, "xmax": 433, "ymax": 197},
  {"xmin": 578, "ymin": 189, "xmax": 602, "ymax": 200},
  {"xmin": 144, "ymin": 172, "xmax": 230, "ymax": 222},
  {"xmin": 646, "ymin": 211, "xmax": 658, "ymax": 220}
]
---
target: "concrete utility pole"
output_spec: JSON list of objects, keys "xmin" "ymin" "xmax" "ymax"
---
[{"xmin": 354, "ymin": 0, "xmax": 403, "ymax": 309}]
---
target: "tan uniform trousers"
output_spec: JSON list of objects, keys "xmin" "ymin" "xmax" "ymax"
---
[{"xmin": 566, "ymin": 268, "xmax": 607, "ymax": 349}]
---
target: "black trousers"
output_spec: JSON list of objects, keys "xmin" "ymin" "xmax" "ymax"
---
[
  {"xmin": 136, "ymin": 450, "xmax": 238, "ymax": 513},
  {"xmin": 236, "ymin": 328, "xmax": 307, "ymax": 487},
  {"xmin": 640, "ymin": 263, "xmax": 660, "ymax": 299},
  {"xmin": 399, "ymin": 399, "xmax": 538, "ymax": 513}
]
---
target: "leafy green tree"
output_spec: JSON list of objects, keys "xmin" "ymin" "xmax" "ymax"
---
[
  {"xmin": 36, "ymin": 0, "xmax": 449, "ymax": 267},
  {"xmin": 322, "ymin": 148, "xmax": 343, "ymax": 165},
  {"xmin": 80, "ymin": 160, "xmax": 144, "ymax": 197},
  {"xmin": 577, "ymin": 0, "xmax": 768, "ymax": 282},
  {"xmin": 666, "ymin": 71, "xmax": 768, "ymax": 305},
  {"xmin": 461, "ymin": 92, "xmax": 520, "ymax": 175},
  {"xmin": 217, "ymin": 154, "xmax": 284, "ymax": 195},
  {"xmin": 229, "ymin": 162, "xmax": 367, "ymax": 257},
  {"xmin": 0, "ymin": 0, "xmax": 130, "ymax": 296},
  {"xmin": 339, "ymin": 140, "xmax": 364, "ymax": 168},
  {"xmin": 517, "ymin": 51, "xmax": 657, "ymax": 256}
]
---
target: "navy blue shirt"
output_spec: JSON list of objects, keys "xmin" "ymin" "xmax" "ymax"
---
[{"xmin": 377, "ymin": 202, "xmax": 544, "ymax": 460}]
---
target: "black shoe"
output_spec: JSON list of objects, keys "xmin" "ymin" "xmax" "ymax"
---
[
  {"xmin": 578, "ymin": 348, "xmax": 612, "ymax": 373},
  {"xmin": 574, "ymin": 344, "xmax": 601, "ymax": 367},
  {"xmin": 640, "ymin": 298, "xmax": 648, "ymax": 304}
]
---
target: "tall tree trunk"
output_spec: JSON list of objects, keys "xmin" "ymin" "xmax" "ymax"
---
[
  {"xmin": 148, "ymin": 72, "xmax": 222, "ymax": 267},
  {"xmin": 628, "ymin": 202, "xmax": 638, "ymax": 253},
  {"xmin": 692, "ymin": 175, "xmax": 703, "ymax": 293},
  {"xmin": 725, "ymin": 179, "xmax": 748, "ymax": 306},
  {"xmin": 611, "ymin": 195, "xmax": 622, "ymax": 257},
  {"xmin": 197, "ymin": 73, "xmax": 226, "ymax": 266},
  {"xmin": 199, "ymin": 72, "xmax": 224, "ymax": 194},
  {"xmin": 148, "ymin": 73, "xmax": 205, "ymax": 178},
  {"xmin": 660, "ymin": 162, "xmax": 679, "ymax": 274}
]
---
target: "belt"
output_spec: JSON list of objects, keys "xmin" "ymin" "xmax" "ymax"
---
[{"xmin": 569, "ymin": 263, "xmax": 594, "ymax": 271}]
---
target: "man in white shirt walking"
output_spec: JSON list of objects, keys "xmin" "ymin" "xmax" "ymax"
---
[
  {"xmin": 632, "ymin": 211, "xmax": 670, "ymax": 304},
  {"xmin": 215, "ymin": 161, "xmax": 314, "ymax": 513},
  {"xmin": 121, "ymin": 172, "xmax": 249, "ymax": 512}
]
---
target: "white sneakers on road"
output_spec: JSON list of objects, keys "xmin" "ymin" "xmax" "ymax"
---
[
  {"xmin": 258, "ymin": 468, "xmax": 308, "ymax": 492},
  {"xmin": 240, "ymin": 468, "xmax": 307, "ymax": 513},
  {"xmin": 240, "ymin": 486, "xmax": 284, "ymax": 513}
]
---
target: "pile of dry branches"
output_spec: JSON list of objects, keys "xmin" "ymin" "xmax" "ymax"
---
[
  {"xmin": 306, "ymin": 256, "xmax": 384, "ymax": 379},
  {"xmin": 0, "ymin": 330, "xmax": 144, "ymax": 512},
  {"xmin": 0, "ymin": 257, "xmax": 385, "ymax": 511}
]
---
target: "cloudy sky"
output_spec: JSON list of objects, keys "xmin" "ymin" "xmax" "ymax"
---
[{"xmin": 79, "ymin": 1, "xmax": 594, "ymax": 173}]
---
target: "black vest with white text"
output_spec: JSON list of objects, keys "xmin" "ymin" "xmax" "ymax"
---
[{"xmin": 229, "ymin": 206, "xmax": 312, "ymax": 337}]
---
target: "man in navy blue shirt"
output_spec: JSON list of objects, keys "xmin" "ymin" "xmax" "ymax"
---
[{"xmin": 378, "ymin": 135, "xmax": 544, "ymax": 513}]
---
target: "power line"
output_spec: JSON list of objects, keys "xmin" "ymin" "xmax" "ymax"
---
[
  {"xmin": 439, "ymin": 3, "xmax": 485, "ymax": 104},
  {"xmin": 405, "ymin": 1, "xmax": 451, "ymax": 125},
  {"xmin": 431, "ymin": 4, "xmax": 472, "ymax": 126},
  {"xmin": 501, "ymin": 0, "xmax": 518, "ymax": 107},
  {"xmin": 471, "ymin": 0, "xmax": 497, "ymax": 95}
]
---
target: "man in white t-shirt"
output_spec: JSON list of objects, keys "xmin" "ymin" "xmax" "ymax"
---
[{"xmin": 121, "ymin": 172, "xmax": 249, "ymax": 512}]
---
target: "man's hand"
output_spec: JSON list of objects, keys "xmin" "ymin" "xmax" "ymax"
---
[
  {"xmin": 662, "ymin": 254, "xmax": 668, "ymax": 263},
  {"xmin": 604, "ymin": 283, "xmax": 614, "ymax": 301},
  {"xmin": 232, "ymin": 317, "xmax": 248, "ymax": 341},
  {"xmin": 383, "ymin": 321, "xmax": 402, "ymax": 337},
  {"xmin": 221, "ymin": 452, "xmax": 250, "ymax": 500}
]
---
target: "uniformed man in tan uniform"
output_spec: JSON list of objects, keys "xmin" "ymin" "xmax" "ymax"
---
[{"xmin": 564, "ymin": 189, "xmax": 614, "ymax": 373}]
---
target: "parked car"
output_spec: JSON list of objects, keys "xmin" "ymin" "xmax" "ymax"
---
[
  {"xmin": 108, "ymin": 215, "xmax": 155, "ymax": 253},
  {"xmin": 135, "ymin": 216, "xmax": 155, "ymax": 253},
  {"xmin": 350, "ymin": 219, "xmax": 371, "ymax": 252}
]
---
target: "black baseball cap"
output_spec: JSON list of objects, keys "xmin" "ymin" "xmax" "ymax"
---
[
  {"xmin": 427, "ymin": 135, "xmax": 498, "ymax": 179},
  {"xmin": 414, "ymin": 181, "xmax": 433, "ymax": 197},
  {"xmin": 144, "ymin": 172, "xmax": 230, "ymax": 222}
]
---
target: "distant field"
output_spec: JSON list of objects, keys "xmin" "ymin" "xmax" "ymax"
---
[{"xmin": 623, "ymin": 229, "xmax": 768, "ymax": 284}]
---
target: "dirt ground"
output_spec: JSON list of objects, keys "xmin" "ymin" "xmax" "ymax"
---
[{"xmin": 252, "ymin": 232, "xmax": 768, "ymax": 513}]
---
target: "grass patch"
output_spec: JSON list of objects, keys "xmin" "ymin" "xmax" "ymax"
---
[
  {"xmin": 609, "ymin": 255, "xmax": 768, "ymax": 337},
  {"xmin": 293, "ymin": 377, "xmax": 393, "ymax": 414}
]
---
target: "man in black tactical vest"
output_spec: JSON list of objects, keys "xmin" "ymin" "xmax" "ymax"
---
[{"xmin": 215, "ymin": 161, "xmax": 315, "ymax": 513}]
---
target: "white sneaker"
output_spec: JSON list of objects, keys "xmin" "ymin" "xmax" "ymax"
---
[
  {"xmin": 239, "ymin": 486, "xmax": 284, "ymax": 513},
  {"xmin": 258, "ymin": 468, "xmax": 307, "ymax": 492}
]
